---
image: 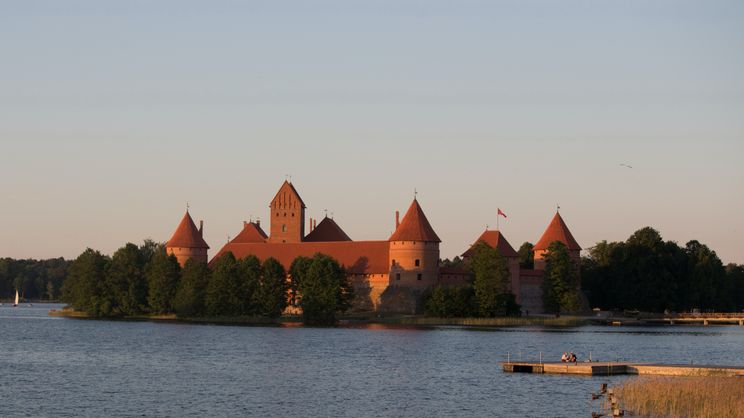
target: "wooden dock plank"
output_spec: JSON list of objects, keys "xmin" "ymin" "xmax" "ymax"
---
[{"xmin": 501, "ymin": 362, "xmax": 744, "ymax": 377}]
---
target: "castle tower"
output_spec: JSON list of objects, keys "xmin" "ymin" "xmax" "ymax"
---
[
  {"xmin": 462, "ymin": 229, "xmax": 521, "ymax": 303},
  {"xmin": 268, "ymin": 181, "xmax": 306, "ymax": 243},
  {"xmin": 533, "ymin": 211, "xmax": 581, "ymax": 270},
  {"xmin": 388, "ymin": 199, "xmax": 441, "ymax": 288},
  {"xmin": 166, "ymin": 211, "xmax": 210, "ymax": 266}
]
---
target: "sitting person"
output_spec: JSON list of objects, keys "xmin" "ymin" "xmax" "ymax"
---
[
  {"xmin": 569, "ymin": 352, "xmax": 577, "ymax": 363},
  {"xmin": 561, "ymin": 352, "xmax": 568, "ymax": 362}
]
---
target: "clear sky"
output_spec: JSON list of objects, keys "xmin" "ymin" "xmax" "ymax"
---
[{"xmin": 1, "ymin": 0, "xmax": 742, "ymax": 264}]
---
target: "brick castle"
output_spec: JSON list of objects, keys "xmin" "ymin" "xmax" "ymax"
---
[{"xmin": 165, "ymin": 181, "xmax": 581, "ymax": 314}]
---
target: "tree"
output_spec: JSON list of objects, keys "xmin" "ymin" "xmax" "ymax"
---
[
  {"xmin": 146, "ymin": 248, "xmax": 181, "ymax": 314},
  {"xmin": 542, "ymin": 241, "xmax": 581, "ymax": 315},
  {"xmin": 205, "ymin": 252, "xmax": 243, "ymax": 316},
  {"xmin": 685, "ymin": 241, "xmax": 728, "ymax": 311},
  {"xmin": 256, "ymin": 258, "xmax": 288, "ymax": 317},
  {"xmin": 61, "ymin": 249, "xmax": 110, "ymax": 316},
  {"xmin": 289, "ymin": 256, "xmax": 312, "ymax": 308},
  {"xmin": 297, "ymin": 254, "xmax": 352, "ymax": 325},
  {"xmin": 106, "ymin": 243, "xmax": 148, "ymax": 316},
  {"xmin": 425, "ymin": 285, "xmax": 477, "ymax": 318},
  {"xmin": 174, "ymin": 258, "xmax": 210, "ymax": 317},
  {"xmin": 238, "ymin": 255, "xmax": 262, "ymax": 315},
  {"xmin": 518, "ymin": 242, "xmax": 534, "ymax": 269},
  {"xmin": 470, "ymin": 242, "xmax": 515, "ymax": 317}
]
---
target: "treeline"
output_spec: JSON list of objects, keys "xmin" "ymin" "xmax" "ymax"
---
[
  {"xmin": 61, "ymin": 241, "xmax": 353, "ymax": 325},
  {"xmin": 582, "ymin": 227, "xmax": 744, "ymax": 312},
  {"xmin": 0, "ymin": 258, "xmax": 70, "ymax": 301}
]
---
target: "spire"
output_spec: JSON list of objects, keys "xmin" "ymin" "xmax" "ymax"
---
[
  {"xmin": 534, "ymin": 212, "xmax": 581, "ymax": 251},
  {"xmin": 389, "ymin": 199, "xmax": 441, "ymax": 242},
  {"xmin": 270, "ymin": 180, "xmax": 306, "ymax": 209},
  {"xmin": 304, "ymin": 217, "xmax": 352, "ymax": 242},
  {"xmin": 167, "ymin": 212, "xmax": 210, "ymax": 249}
]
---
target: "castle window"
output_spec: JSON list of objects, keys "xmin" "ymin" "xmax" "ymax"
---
[
  {"xmin": 282, "ymin": 224, "xmax": 287, "ymax": 232},
  {"xmin": 284, "ymin": 213, "xmax": 287, "ymax": 217},
  {"xmin": 417, "ymin": 274, "xmax": 422, "ymax": 281},
  {"xmin": 415, "ymin": 259, "xmax": 420, "ymax": 267},
  {"xmin": 396, "ymin": 273, "xmax": 401, "ymax": 281},
  {"xmin": 391, "ymin": 259, "xmax": 396, "ymax": 266}
]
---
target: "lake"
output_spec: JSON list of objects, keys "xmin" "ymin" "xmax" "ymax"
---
[{"xmin": 2, "ymin": 304, "xmax": 743, "ymax": 417}]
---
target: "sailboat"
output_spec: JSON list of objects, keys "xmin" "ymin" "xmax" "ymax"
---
[{"xmin": 13, "ymin": 289, "xmax": 19, "ymax": 307}]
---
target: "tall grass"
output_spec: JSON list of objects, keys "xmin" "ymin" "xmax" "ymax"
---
[
  {"xmin": 616, "ymin": 376, "xmax": 744, "ymax": 418},
  {"xmin": 390, "ymin": 316, "xmax": 587, "ymax": 327}
]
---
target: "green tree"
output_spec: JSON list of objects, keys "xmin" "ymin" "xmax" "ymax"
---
[
  {"xmin": 470, "ymin": 242, "xmax": 515, "ymax": 316},
  {"xmin": 146, "ymin": 248, "xmax": 181, "ymax": 314},
  {"xmin": 106, "ymin": 243, "xmax": 148, "ymax": 316},
  {"xmin": 61, "ymin": 249, "xmax": 110, "ymax": 316},
  {"xmin": 174, "ymin": 258, "xmax": 210, "ymax": 317},
  {"xmin": 685, "ymin": 240, "xmax": 728, "ymax": 311},
  {"xmin": 297, "ymin": 254, "xmax": 351, "ymax": 325},
  {"xmin": 517, "ymin": 242, "xmax": 534, "ymax": 269},
  {"xmin": 238, "ymin": 255, "xmax": 262, "ymax": 315},
  {"xmin": 289, "ymin": 256, "xmax": 312, "ymax": 308},
  {"xmin": 205, "ymin": 252, "xmax": 243, "ymax": 316},
  {"xmin": 542, "ymin": 241, "xmax": 582, "ymax": 315},
  {"xmin": 424, "ymin": 285, "xmax": 477, "ymax": 318},
  {"xmin": 257, "ymin": 258, "xmax": 288, "ymax": 317}
]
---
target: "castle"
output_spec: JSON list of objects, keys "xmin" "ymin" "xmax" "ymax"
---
[{"xmin": 165, "ymin": 181, "xmax": 581, "ymax": 314}]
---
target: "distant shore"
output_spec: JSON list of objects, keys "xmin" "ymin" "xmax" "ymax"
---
[{"xmin": 49, "ymin": 307, "xmax": 590, "ymax": 327}]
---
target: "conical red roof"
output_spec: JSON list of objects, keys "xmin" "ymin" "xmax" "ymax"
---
[
  {"xmin": 389, "ymin": 199, "xmax": 441, "ymax": 242},
  {"xmin": 304, "ymin": 217, "xmax": 352, "ymax": 242},
  {"xmin": 534, "ymin": 212, "xmax": 581, "ymax": 251},
  {"xmin": 462, "ymin": 230, "xmax": 518, "ymax": 258},
  {"xmin": 166, "ymin": 212, "xmax": 209, "ymax": 249},
  {"xmin": 231, "ymin": 222, "xmax": 268, "ymax": 244}
]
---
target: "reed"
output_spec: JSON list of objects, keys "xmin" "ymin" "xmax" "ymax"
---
[
  {"xmin": 390, "ymin": 316, "xmax": 587, "ymax": 327},
  {"xmin": 616, "ymin": 376, "xmax": 744, "ymax": 418}
]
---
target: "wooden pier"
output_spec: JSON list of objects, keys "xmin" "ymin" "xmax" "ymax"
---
[{"xmin": 502, "ymin": 361, "xmax": 744, "ymax": 377}]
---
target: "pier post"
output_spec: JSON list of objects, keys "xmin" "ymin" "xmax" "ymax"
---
[
  {"xmin": 739, "ymin": 319, "xmax": 743, "ymax": 326},
  {"xmin": 703, "ymin": 319, "xmax": 709, "ymax": 326}
]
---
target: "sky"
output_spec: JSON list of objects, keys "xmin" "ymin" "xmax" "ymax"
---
[{"xmin": 1, "ymin": 0, "xmax": 742, "ymax": 264}]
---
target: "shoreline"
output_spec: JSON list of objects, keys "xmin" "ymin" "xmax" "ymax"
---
[{"xmin": 47, "ymin": 307, "xmax": 592, "ymax": 328}]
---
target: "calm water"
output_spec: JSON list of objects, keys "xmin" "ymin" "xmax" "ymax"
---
[{"xmin": 2, "ymin": 304, "xmax": 744, "ymax": 417}]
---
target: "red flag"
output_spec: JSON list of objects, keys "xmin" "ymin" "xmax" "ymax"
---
[{"xmin": 498, "ymin": 208, "xmax": 507, "ymax": 218}]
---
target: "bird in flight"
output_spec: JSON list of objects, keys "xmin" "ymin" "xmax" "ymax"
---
[{"xmin": 620, "ymin": 163, "xmax": 633, "ymax": 169}]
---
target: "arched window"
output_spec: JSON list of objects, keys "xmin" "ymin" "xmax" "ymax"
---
[{"xmin": 282, "ymin": 224, "xmax": 287, "ymax": 232}]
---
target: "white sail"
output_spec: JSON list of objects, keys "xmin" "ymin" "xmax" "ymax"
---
[{"xmin": 14, "ymin": 289, "xmax": 19, "ymax": 306}]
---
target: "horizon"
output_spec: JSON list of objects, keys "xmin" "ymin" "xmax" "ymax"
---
[{"xmin": 1, "ymin": 1, "xmax": 742, "ymax": 263}]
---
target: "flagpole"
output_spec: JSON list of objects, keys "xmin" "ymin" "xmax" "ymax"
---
[{"xmin": 497, "ymin": 208, "xmax": 499, "ymax": 231}]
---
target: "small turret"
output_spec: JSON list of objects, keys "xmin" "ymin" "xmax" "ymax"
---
[
  {"xmin": 166, "ymin": 211, "xmax": 210, "ymax": 266},
  {"xmin": 388, "ymin": 199, "xmax": 441, "ymax": 287},
  {"xmin": 533, "ymin": 211, "xmax": 581, "ymax": 270}
]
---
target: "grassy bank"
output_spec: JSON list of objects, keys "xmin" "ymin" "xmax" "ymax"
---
[
  {"xmin": 49, "ymin": 307, "xmax": 295, "ymax": 325},
  {"xmin": 370, "ymin": 315, "xmax": 588, "ymax": 327},
  {"xmin": 616, "ymin": 376, "xmax": 744, "ymax": 418},
  {"xmin": 50, "ymin": 307, "xmax": 586, "ymax": 328}
]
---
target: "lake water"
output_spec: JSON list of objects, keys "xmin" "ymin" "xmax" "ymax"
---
[{"xmin": 2, "ymin": 304, "xmax": 743, "ymax": 417}]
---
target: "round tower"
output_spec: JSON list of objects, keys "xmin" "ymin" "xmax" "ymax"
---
[
  {"xmin": 388, "ymin": 199, "xmax": 441, "ymax": 288},
  {"xmin": 166, "ymin": 211, "xmax": 210, "ymax": 266}
]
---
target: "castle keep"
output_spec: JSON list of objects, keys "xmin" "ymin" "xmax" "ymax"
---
[{"xmin": 166, "ymin": 181, "xmax": 581, "ymax": 314}]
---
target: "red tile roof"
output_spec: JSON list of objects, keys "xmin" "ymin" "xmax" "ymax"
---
[
  {"xmin": 304, "ymin": 217, "xmax": 351, "ymax": 242},
  {"xmin": 534, "ymin": 212, "xmax": 581, "ymax": 251},
  {"xmin": 231, "ymin": 222, "xmax": 268, "ymax": 244},
  {"xmin": 271, "ymin": 181, "xmax": 306, "ymax": 208},
  {"xmin": 166, "ymin": 212, "xmax": 210, "ymax": 249},
  {"xmin": 210, "ymin": 241, "xmax": 390, "ymax": 274},
  {"xmin": 389, "ymin": 199, "xmax": 441, "ymax": 242},
  {"xmin": 461, "ymin": 230, "xmax": 518, "ymax": 258}
]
